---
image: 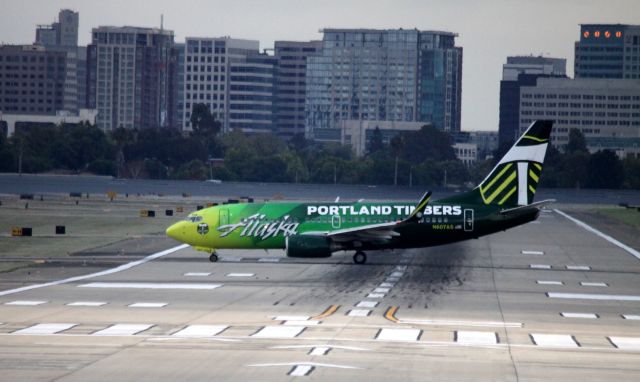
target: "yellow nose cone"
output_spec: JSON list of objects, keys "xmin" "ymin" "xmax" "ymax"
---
[{"xmin": 166, "ymin": 222, "xmax": 184, "ymax": 241}]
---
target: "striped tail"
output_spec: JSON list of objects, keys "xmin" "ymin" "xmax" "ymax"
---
[{"xmin": 477, "ymin": 120, "xmax": 552, "ymax": 207}]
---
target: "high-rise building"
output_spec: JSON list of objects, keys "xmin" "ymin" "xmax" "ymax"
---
[
  {"xmin": 178, "ymin": 37, "xmax": 260, "ymax": 131},
  {"xmin": 0, "ymin": 45, "xmax": 73, "ymax": 115},
  {"xmin": 575, "ymin": 24, "xmax": 640, "ymax": 79},
  {"xmin": 274, "ymin": 40, "xmax": 322, "ymax": 138},
  {"xmin": 306, "ymin": 28, "xmax": 462, "ymax": 142},
  {"xmin": 499, "ymin": 56, "xmax": 566, "ymax": 146},
  {"xmin": 518, "ymin": 77, "xmax": 640, "ymax": 158},
  {"xmin": 36, "ymin": 9, "xmax": 79, "ymax": 48},
  {"xmin": 87, "ymin": 26, "xmax": 176, "ymax": 130}
]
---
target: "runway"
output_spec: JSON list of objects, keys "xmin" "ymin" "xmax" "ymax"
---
[{"xmin": 0, "ymin": 208, "xmax": 639, "ymax": 381}]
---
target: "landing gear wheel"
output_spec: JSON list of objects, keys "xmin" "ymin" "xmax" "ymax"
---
[
  {"xmin": 209, "ymin": 252, "xmax": 219, "ymax": 263},
  {"xmin": 353, "ymin": 251, "xmax": 367, "ymax": 264}
]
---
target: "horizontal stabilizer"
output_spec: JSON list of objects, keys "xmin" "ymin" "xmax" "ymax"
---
[{"xmin": 499, "ymin": 199, "xmax": 555, "ymax": 216}]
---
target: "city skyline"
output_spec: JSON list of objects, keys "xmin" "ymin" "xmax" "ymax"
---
[{"xmin": 1, "ymin": 0, "xmax": 639, "ymax": 131}]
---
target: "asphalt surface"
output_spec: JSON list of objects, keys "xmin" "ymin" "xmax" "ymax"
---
[
  {"xmin": 2, "ymin": 173, "xmax": 640, "ymax": 204},
  {"xmin": 0, "ymin": 208, "xmax": 639, "ymax": 381}
]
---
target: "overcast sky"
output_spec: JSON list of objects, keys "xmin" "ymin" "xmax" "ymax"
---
[{"xmin": 2, "ymin": 0, "xmax": 638, "ymax": 131}]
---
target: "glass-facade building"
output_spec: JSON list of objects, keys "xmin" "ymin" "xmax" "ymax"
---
[
  {"xmin": 575, "ymin": 24, "xmax": 640, "ymax": 79},
  {"xmin": 306, "ymin": 28, "xmax": 462, "ymax": 141}
]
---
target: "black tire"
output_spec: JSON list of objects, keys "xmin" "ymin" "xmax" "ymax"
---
[
  {"xmin": 209, "ymin": 252, "xmax": 219, "ymax": 262},
  {"xmin": 353, "ymin": 251, "xmax": 367, "ymax": 264}
]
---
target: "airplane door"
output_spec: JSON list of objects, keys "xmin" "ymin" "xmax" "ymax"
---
[
  {"xmin": 464, "ymin": 209, "xmax": 474, "ymax": 232},
  {"xmin": 331, "ymin": 215, "xmax": 341, "ymax": 229},
  {"xmin": 219, "ymin": 209, "xmax": 229, "ymax": 227}
]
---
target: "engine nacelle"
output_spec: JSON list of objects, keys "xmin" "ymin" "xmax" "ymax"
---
[{"xmin": 285, "ymin": 235, "xmax": 332, "ymax": 258}]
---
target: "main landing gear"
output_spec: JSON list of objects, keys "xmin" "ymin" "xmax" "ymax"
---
[
  {"xmin": 353, "ymin": 251, "xmax": 367, "ymax": 264},
  {"xmin": 209, "ymin": 252, "xmax": 219, "ymax": 263}
]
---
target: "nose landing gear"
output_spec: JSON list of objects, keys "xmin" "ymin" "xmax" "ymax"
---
[
  {"xmin": 353, "ymin": 251, "xmax": 367, "ymax": 264},
  {"xmin": 209, "ymin": 252, "xmax": 219, "ymax": 262}
]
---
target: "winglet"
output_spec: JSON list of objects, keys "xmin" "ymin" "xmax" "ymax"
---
[{"xmin": 405, "ymin": 191, "xmax": 432, "ymax": 221}]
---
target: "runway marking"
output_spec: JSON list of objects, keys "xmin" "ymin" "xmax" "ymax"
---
[
  {"xmin": 379, "ymin": 282, "xmax": 395, "ymax": 288},
  {"xmin": 531, "ymin": 334, "xmax": 579, "ymax": 348},
  {"xmin": 311, "ymin": 305, "xmax": 340, "ymax": 320},
  {"xmin": 548, "ymin": 292, "xmax": 640, "ymax": 302},
  {"xmin": 309, "ymin": 346, "xmax": 330, "ymax": 356},
  {"xmin": 395, "ymin": 265, "xmax": 407, "ymax": 271},
  {"xmin": 289, "ymin": 365, "xmax": 314, "ymax": 376},
  {"xmin": 248, "ymin": 362, "xmax": 360, "ymax": 370},
  {"xmin": 220, "ymin": 256, "xmax": 241, "ymax": 262},
  {"xmin": 67, "ymin": 301, "xmax": 107, "ymax": 307},
  {"xmin": 522, "ymin": 250, "xmax": 544, "ymax": 255},
  {"xmin": 373, "ymin": 287, "xmax": 390, "ymax": 293},
  {"xmin": 567, "ymin": 265, "xmax": 591, "ymax": 271},
  {"xmin": 367, "ymin": 293, "xmax": 385, "ymax": 299},
  {"xmin": 226, "ymin": 273, "xmax": 255, "ymax": 277},
  {"xmin": 580, "ymin": 282, "xmax": 607, "ymax": 287},
  {"xmin": 530, "ymin": 264, "xmax": 551, "ymax": 269},
  {"xmin": 560, "ymin": 312, "xmax": 599, "ymax": 319},
  {"xmin": 347, "ymin": 309, "xmax": 371, "ymax": 317},
  {"xmin": 384, "ymin": 306, "xmax": 399, "ymax": 323},
  {"xmin": 4, "ymin": 300, "xmax": 47, "ymax": 306},
  {"xmin": 622, "ymin": 315, "xmax": 640, "ymax": 320},
  {"xmin": 608, "ymin": 336, "xmax": 640, "ymax": 350},
  {"xmin": 274, "ymin": 315, "xmax": 310, "ymax": 321},
  {"xmin": 252, "ymin": 326, "xmax": 305, "ymax": 338},
  {"xmin": 13, "ymin": 323, "xmax": 76, "ymax": 335},
  {"xmin": 555, "ymin": 209, "xmax": 640, "ymax": 261},
  {"xmin": 258, "ymin": 258, "xmax": 280, "ymax": 262},
  {"xmin": 386, "ymin": 277, "xmax": 399, "ymax": 282},
  {"xmin": 537, "ymin": 281, "xmax": 563, "ymax": 285},
  {"xmin": 272, "ymin": 345, "xmax": 369, "ymax": 352},
  {"xmin": 356, "ymin": 301, "xmax": 378, "ymax": 308},
  {"xmin": 399, "ymin": 318, "xmax": 522, "ymax": 328},
  {"xmin": 172, "ymin": 325, "xmax": 228, "ymax": 337},
  {"xmin": 0, "ymin": 244, "xmax": 189, "ymax": 297},
  {"xmin": 128, "ymin": 302, "xmax": 167, "ymax": 308},
  {"xmin": 79, "ymin": 282, "xmax": 222, "ymax": 290},
  {"xmin": 455, "ymin": 331, "xmax": 498, "ymax": 345},
  {"xmin": 184, "ymin": 272, "xmax": 211, "ymax": 277},
  {"xmin": 390, "ymin": 272, "xmax": 404, "ymax": 277},
  {"xmin": 284, "ymin": 320, "xmax": 319, "ymax": 326},
  {"xmin": 376, "ymin": 328, "xmax": 421, "ymax": 341},
  {"xmin": 93, "ymin": 324, "xmax": 154, "ymax": 336}
]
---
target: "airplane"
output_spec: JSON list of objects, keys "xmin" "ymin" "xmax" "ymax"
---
[{"xmin": 166, "ymin": 120, "xmax": 554, "ymax": 264}]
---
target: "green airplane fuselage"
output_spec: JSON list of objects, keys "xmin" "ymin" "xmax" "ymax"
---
[{"xmin": 166, "ymin": 199, "xmax": 537, "ymax": 253}]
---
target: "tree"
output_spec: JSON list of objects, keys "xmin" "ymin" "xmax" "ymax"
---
[
  {"xmin": 368, "ymin": 127, "xmax": 384, "ymax": 154},
  {"xmin": 565, "ymin": 128, "xmax": 588, "ymax": 154},
  {"xmin": 586, "ymin": 150, "xmax": 624, "ymax": 189},
  {"xmin": 190, "ymin": 103, "xmax": 221, "ymax": 137},
  {"xmin": 622, "ymin": 157, "xmax": 640, "ymax": 189},
  {"xmin": 401, "ymin": 124, "xmax": 456, "ymax": 164},
  {"xmin": 390, "ymin": 134, "xmax": 404, "ymax": 186}
]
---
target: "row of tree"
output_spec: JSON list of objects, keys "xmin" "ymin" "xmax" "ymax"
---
[{"xmin": 0, "ymin": 105, "xmax": 638, "ymax": 189}]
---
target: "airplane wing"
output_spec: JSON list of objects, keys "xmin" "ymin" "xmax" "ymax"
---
[{"xmin": 499, "ymin": 199, "xmax": 556, "ymax": 216}]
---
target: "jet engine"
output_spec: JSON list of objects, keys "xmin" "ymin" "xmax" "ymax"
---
[{"xmin": 285, "ymin": 235, "xmax": 333, "ymax": 258}]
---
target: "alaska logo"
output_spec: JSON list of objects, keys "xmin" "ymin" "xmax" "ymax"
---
[
  {"xmin": 197, "ymin": 223, "xmax": 209, "ymax": 235},
  {"xmin": 217, "ymin": 214, "xmax": 299, "ymax": 240}
]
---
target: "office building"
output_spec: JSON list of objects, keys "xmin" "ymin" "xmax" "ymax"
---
[
  {"xmin": 306, "ymin": 28, "xmax": 462, "ymax": 142},
  {"xmin": 339, "ymin": 119, "xmax": 424, "ymax": 157},
  {"xmin": 274, "ymin": 40, "xmax": 322, "ymax": 138},
  {"xmin": 0, "ymin": 45, "xmax": 74, "ymax": 115},
  {"xmin": 87, "ymin": 26, "xmax": 176, "ymax": 130},
  {"xmin": 575, "ymin": 24, "xmax": 640, "ymax": 79},
  {"xmin": 36, "ymin": 9, "xmax": 79, "ymax": 48},
  {"xmin": 499, "ymin": 56, "xmax": 566, "ymax": 146},
  {"xmin": 518, "ymin": 77, "xmax": 640, "ymax": 158}
]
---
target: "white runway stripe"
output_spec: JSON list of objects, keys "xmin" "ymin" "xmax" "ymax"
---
[
  {"xmin": 522, "ymin": 250, "xmax": 544, "ymax": 255},
  {"xmin": 373, "ymin": 287, "xmax": 390, "ymax": 293},
  {"xmin": 13, "ymin": 323, "xmax": 76, "ymax": 335},
  {"xmin": 379, "ymin": 282, "xmax": 395, "ymax": 288},
  {"xmin": 530, "ymin": 264, "xmax": 551, "ymax": 269},
  {"xmin": 184, "ymin": 272, "xmax": 211, "ymax": 277},
  {"xmin": 347, "ymin": 309, "xmax": 370, "ymax": 317},
  {"xmin": 456, "ymin": 331, "xmax": 498, "ymax": 345},
  {"xmin": 93, "ymin": 324, "xmax": 154, "ymax": 336},
  {"xmin": 622, "ymin": 315, "xmax": 640, "ymax": 320},
  {"xmin": 309, "ymin": 346, "xmax": 330, "ymax": 356},
  {"xmin": 566, "ymin": 265, "xmax": 591, "ymax": 271},
  {"xmin": 80, "ymin": 282, "xmax": 222, "ymax": 290},
  {"xmin": 252, "ymin": 326, "xmax": 305, "ymax": 338},
  {"xmin": 289, "ymin": 365, "xmax": 314, "ymax": 376},
  {"xmin": 226, "ymin": 273, "xmax": 255, "ymax": 277},
  {"xmin": 367, "ymin": 293, "xmax": 385, "ymax": 299},
  {"xmin": 67, "ymin": 301, "xmax": 106, "ymax": 307},
  {"xmin": 5, "ymin": 300, "xmax": 47, "ymax": 306},
  {"xmin": 376, "ymin": 328, "xmax": 421, "ymax": 341},
  {"xmin": 580, "ymin": 282, "xmax": 607, "ymax": 287},
  {"xmin": 0, "ymin": 244, "xmax": 188, "ymax": 297},
  {"xmin": 608, "ymin": 336, "xmax": 640, "ymax": 350},
  {"xmin": 284, "ymin": 320, "xmax": 319, "ymax": 326},
  {"xmin": 548, "ymin": 292, "xmax": 640, "ymax": 302},
  {"xmin": 390, "ymin": 272, "xmax": 404, "ymax": 277},
  {"xmin": 128, "ymin": 302, "xmax": 167, "ymax": 308},
  {"xmin": 172, "ymin": 325, "xmax": 228, "ymax": 337},
  {"xmin": 537, "ymin": 281, "xmax": 563, "ymax": 285},
  {"xmin": 273, "ymin": 315, "xmax": 310, "ymax": 321},
  {"xmin": 555, "ymin": 209, "xmax": 640, "ymax": 261},
  {"xmin": 531, "ymin": 334, "xmax": 578, "ymax": 348},
  {"xmin": 258, "ymin": 258, "xmax": 280, "ymax": 262},
  {"xmin": 356, "ymin": 301, "xmax": 378, "ymax": 308},
  {"xmin": 560, "ymin": 312, "xmax": 598, "ymax": 319}
]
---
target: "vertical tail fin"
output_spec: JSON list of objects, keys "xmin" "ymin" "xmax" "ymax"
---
[{"xmin": 442, "ymin": 120, "xmax": 553, "ymax": 207}]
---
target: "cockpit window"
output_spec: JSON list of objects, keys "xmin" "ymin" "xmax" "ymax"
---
[{"xmin": 185, "ymin": 215, "xmax": 203, "ymax": 223}]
